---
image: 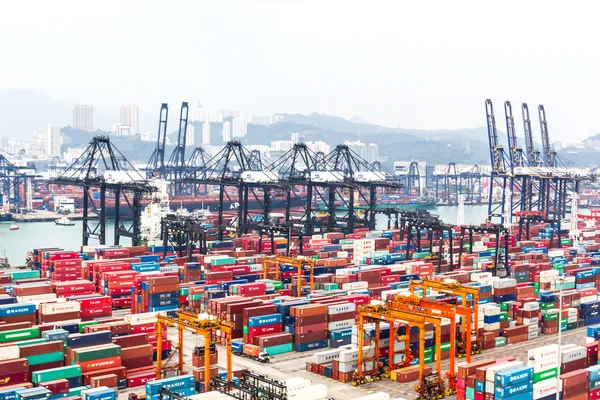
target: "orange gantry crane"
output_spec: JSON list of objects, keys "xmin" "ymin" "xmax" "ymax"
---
[
  {"xmin": 262, "ymin": 255, "xmax": 315, "ymax": 296},
  {"xmin": 410, "ymin": 278, "xmax": 482, "ymax": 357},
  {"xmin": 356, "ymin": 303, "xmax": 450, "ymax": 400},
  {"xmin": 155, "ymin": 308, "xmax": 233, "ymax": 392}
]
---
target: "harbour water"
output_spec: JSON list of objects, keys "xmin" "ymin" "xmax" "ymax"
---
[{"xmin": 0, "ymin": 205, "xmax": 491, "ymax": 267}]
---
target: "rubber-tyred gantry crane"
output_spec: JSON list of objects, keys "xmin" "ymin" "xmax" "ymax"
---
[
  {"xmin": 356, "ymin": 303, "xmax": 449, "ymax": 400},
  {"xmin": 155, "ymin": 308, "xmax": 233, "ymax": 392},
  {"xmin": 262, "ymin": 255, "xmax": 315, "ymax": 297},
  {"xmin": 409, "ymin": 278, "xmax": 482, "ymax": 356}
]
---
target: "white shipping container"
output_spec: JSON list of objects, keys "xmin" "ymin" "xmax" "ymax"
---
[
  {"xmin": 339, "ymin": 346, "xmax": 375, "ymax": 363},
  {"xmin": 493, "ymin": 278, "xmax": 517, "ymax": 289},
  {"xmin": 561, "ymin": 346, "xmax": 586, "ymax": 363},
  {"xmin": 533, "ymin": 379, "xmax": 557, "ymax": 400},
  {"xmin": 0, "ymin": 346, "xmax": 19, "ymax": 361},
  {"xmin": 523, "ymin": 302, "xmax": 540, "ymax": 311},
  {"xmin": 312, "ymin": 349, "xmax": 340, "ymax": 365},
  {"xmin": 40, "ymin": 301, "xmax": 80, "ymax": 315},
  {"xmin": 249, "ymin": 264, "xmax": 262, "ymax": 272},
  {"xmin": 16, "ymin": 293, "xmax": 58, "ymax": 305},
  {"xmin": 540, "ymin": 269, "xmax": 560, "ymax": 278},
  {"xmin": 483, "ymin": 322, "xmax": 500, "ymax": 331},
  {"xmin": 471, "ymin": 272, "xmax": 492, "ymax": 282},
  {"xmin": 481, "ymin": 305, "xmax": 501, "ymax": 317},
  {"xmin": 328, "ymin": 320, "xmax": 355, "ymax": 331},
  {"xmin": 288, "ymin": 385, "xmax": 328, "ymax": 400},
  {"xmin": 328, "ymin": 303, "xmax": 356, "ymax": 315},
  {"xmin": 125, "ymin": 312, "xmax": 159, "ymax": 325},
  {"xmin": 528, "ymin": 331, "xmax": 539, "ymax": 340},
  {"xmin": 523, "ymin": 317, "xmax": 539, "ymax": 326},
  {"xmin": 527, "ymin": 357, "xmax": 558, "ymax": 372},
  {"xmin": 337, "ymin": 361, "xmax": 358, "ymax": 373},
  {"xmin": 354, "ymin": 393, "xmax": 390, "ymax": 400},
  {"xmin": 342, "ymin": 282, "xmax": 369, "ymax": 291},
  {"xmin": 528, "ymin": 344, "xmax": 558, "ymax": 362},
  {"xmin": 188, "ymin": 392, "xmax": 227, "ymax": 400},
  {"xmin": 568, "ymin": 315, "xmax": 578, "ymax": 324},
  {"xmin": 485, "ymin": 361, "xmax": 524, "ymax": 382},
  {"xmin": 284, "ymin": 378, "xmax": 312, "ymax": 391},
  {"xmin": 159, "ymin": 265, "xmax": 179, "ymax": 274}
]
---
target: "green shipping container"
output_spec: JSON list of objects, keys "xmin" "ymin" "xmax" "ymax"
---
[
  {"xmin": 534, "ymin": 367, "xmax": 558, "ymax": 383},
  {"xmin": 413, "ymin": 252, "xmax": 430, "ymax": 259},
  {"xmin": 14, "ymin": 338, "xmax": 47, "ymax": 347},
  {"xmin": 8, "ymin": 270, "xmax": 41, "ymax": 280},
  {"xmin": 78, "ymin": 321, "xmax": 98, "ymax": 333},
  {"xmin": 494, "ymin": 337, "xmax": 506, "ymax": 347},
  {"xmin": 179, "ymin": 287, "xmax": 189, "ymax": 296},
  {"xmin": 272, "ymin": 281, "xmax": 284, "ymax": 290},
  {"xmin": 262, "ymin": 343, "xmax": 292, "ymax": 355},
  {"xmin": 499, "ymin": 312, "xmax": 508, "ymax": 321},
  {"xmin": 26, "ymin": 351, "xmax": 64, "ymax": 366},
  {"xmin": 188, "ymin": 294, "xmax": 204, "ymax": 301},
  {"xmin": 423, "ymin": 347, "xmax": 433, "ymax": 357},
  {"xmin": 32, "ymin": 365, "xmax": 82, "ymax": 383},
  {"xmin": 423, "ymin": 355, "xmax": 433, "ymax": 364},
  {"xmin": 0, "ymin": 327, "xmax": 40, "ymax": 343},
  {"xmin": 540, "ymin": 302, "xmax": 556, "ymax": 310},
  {"xmin": 211, "ymin": 257, "xmax": 236, "ymax": 266},
  {"xmin": 560, "ymin": 238, "xmax": 571, "ymax": 245},
  {"xmin": 69, "ymin": 387, "xmax": 88, "ymax": 397},
  {"xmin": 466, "ymin": 387, "xmax": 475, "ymax": 400},
  {"xmin": 568, "ymin": 322, "xmax": 577, "ymax": 330},
  {"xmin": 534, "ymin": 282, "xmax": 540, "ymax": 294},
  {"xmin": 323, "ymin": 283, "xmax": 339, "ymax": 290},
  {"xmin": 243, "ymin": 326, "xmax": 248, "ymax": 335},
  {"xmin": 73, "ymin": 344, "xmax": 121, "ymax": 362}
]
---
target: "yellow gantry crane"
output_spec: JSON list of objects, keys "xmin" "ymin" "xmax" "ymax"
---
[
  {"xmin": 410, "ymin": 278, "xmax": 482, "ymax": 356},
  {"xmin": 155, "ymin": 308, "xmax": 234, "ymax": 392},
  {"xmin": 262, "ymin": 255, "xmax": 315, "ymax": 297},
  {"xmin": 356, "ymin": 304, "xmax": 448, "ymax": 400}
]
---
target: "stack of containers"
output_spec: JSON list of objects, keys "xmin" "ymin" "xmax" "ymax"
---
[
  {"xmin": 103, "ymin": 270, "xmax": 138, "ymax": 309},
  {"xmin": 124, "ymin": 313, "xmax": 169, "ymax": 361},
  {"xmin": 19, "ymin": 340, "xmax": 65, "ymax": 376},
  {"xmin": 245, "ymin": 313, "xmax": 283, "ymax": 347},
  {"xmin": 181, "ymin": 262, "xmax": 202, "ymax": 282},
  {"xmin": 50, "ymin": 258, "xmax": 83, "ymax": 282},
  {"xmin": 32, "ymin": 365, "xmax": 82, "ymax": 391},
  {"xmin": 484, "ymin": 361, "xmax": 525, "ymax": 399},
  {"xmin": 587, "ymin": 364, "xmax": 600, "ymax": 400},
  {"xmin": 527, "ymin": 344, "xmax": 560, "ymax": 388},
  {"xmin": 561, "ymin": 344, "xmax": 588, "ymax": 373},
  {"xmin": 0, "ymin": 303, "xmax": 36, "ymax": 325},
  {"xmin": 560, "ymin": 369, "xmax": 589, "ymax": 400},
  {"xmin": 66, "ymin": 331, "xmax": 124, "ymax": 387},
  {"xmin": 140, "ymin": 276, "xmax": 179, "ymax": 313},
  {"xmin": 494, "ymin": 365, "xmax": 534, "ymax": 400},
  {"xmin": 70, "ymin": 295, "xmax": 112, "ymax": 321},
  {"xmin": 326, "ymin": 302, "xmax": 355, "ymax": 348},
  {"xmin": 291, "ymin": 304, "xmax": 328, "ymax": 352},
  {"xmin": 43, "ymin": 251, "xmax": 79, "ymax": 279},
  {"xmin": 186, "ymin": 286, "xmax": 206, "ymax": 311},
  {"xmin": 0, "ymin": 355, "xmax": 28, "ymax": 388}
]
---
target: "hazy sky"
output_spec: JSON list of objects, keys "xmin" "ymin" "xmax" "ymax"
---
[{"xmin": 1, "ymin": 0, "xmax": 599, "ymax": 141}]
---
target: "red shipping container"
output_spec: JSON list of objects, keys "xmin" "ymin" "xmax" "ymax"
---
[
  {"xmin": 78, "ymin": 356, "xmax": 121, "ymax": 373},
  {"xmin": 127, "ymin": 370, "xmax": 156, "ymax": 388},
  {"xmin": 247, "ymin": 324, "xmax": 282, "ymax": 336}
]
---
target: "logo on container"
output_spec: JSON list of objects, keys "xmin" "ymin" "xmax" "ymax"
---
[{"xmin": 5, "ymin": 307, "xmax": 31, "ymax": 315}]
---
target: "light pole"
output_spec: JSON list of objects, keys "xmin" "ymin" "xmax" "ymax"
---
[{"xmin": 555, "ymin": 274, "xmax": 565, "ymax": 400}]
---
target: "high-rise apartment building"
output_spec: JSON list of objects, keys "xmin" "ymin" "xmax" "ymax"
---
[
  {"xmin": 185, "ymin": 125, "xmax": 195, "ymax": 146},
  {"xmin": 45, "ymin": 125, "xmax": 62, "ymax": 158},
  {"xmin": 73, "ymin": 105, "xmax": 94, "ymax": 132},
  {"xmin": 222, "ymin": 121, "xmax": 231, "ymax": 142},
  {"xmin": 202, "ymin": 122, "xmax": 211, "ymax": 145},
  {"xmin": 232, "ymin": 117, "xmax": 248, "ymax": 137},
  {"xmin": 119, "ymin": 105, "xmax": 139, "ymax": 134}
]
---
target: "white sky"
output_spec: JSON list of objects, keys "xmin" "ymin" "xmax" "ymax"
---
[{"xmin": 1, "ymin": 0, "xmax": 599, "ymax": 141}]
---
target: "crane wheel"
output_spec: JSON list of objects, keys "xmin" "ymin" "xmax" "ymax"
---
[{"xmin": 352, "ymin": 381, "xmax": 358, "ymax": 386}]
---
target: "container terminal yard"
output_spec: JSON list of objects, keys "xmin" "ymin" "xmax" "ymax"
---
[{"xmin": 0, "ymin": 99, "xmax": 599, "ymax": 400}]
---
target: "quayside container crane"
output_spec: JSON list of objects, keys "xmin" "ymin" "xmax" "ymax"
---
[{"xmin": 147, "ymin": 103, "xmax": 169, "ymax": 178}]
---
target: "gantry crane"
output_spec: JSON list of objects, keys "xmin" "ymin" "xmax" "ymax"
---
[
  {"xmin": 409, "ymin": 278, "xmax": 482, "ymax": 356},
  {"xmin": 155, "ymin": 308, "xmax": 233, "ymax": 392},
  {"xmin": 386, "ymin": 294, "xmax": 462, "ymax": 395},
  {"xmin": 262, "ymin": 255, "xmax": 315, "ymax": 297},
  {"xmin": 538, "ymin": 105, "xmax": 557, "ymax": 168},
  {"xmin": 356, "ymin": 304, "xmax": 448, "ymax": 400},
  {"xmin": 521, "ymin": 103, "xmax": 542, "ymax": 167},
  {"xmin": 147, "ymin": 103, "xmax": 169, "ymax": 178}
]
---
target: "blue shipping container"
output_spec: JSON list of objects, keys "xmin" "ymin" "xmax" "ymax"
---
[{"xmin": 495, "ymin": 366, "xmax": 534, "ymax": 387}]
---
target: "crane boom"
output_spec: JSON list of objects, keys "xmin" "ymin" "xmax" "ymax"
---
[
  {"xmin": 504, "ymin": 101, "xmax": 525, "ymax": 169},
  {"xmin": 168, "ymin": 102, "xmax": 190, "ymax": 170},
  {"xmin": 521, "ymin": 103, "xmax": 541, "ymax": 167},
  {"xmin": 485, "ymin": 99, "xmax": 508, "ymax": 174},
  {"xmin": 538, "ymin": 105, "xmax": 556, "ymax": 168},
  {"xmin": 147, "ymin": 103, "xmax": 169, "ymax": 177}
]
